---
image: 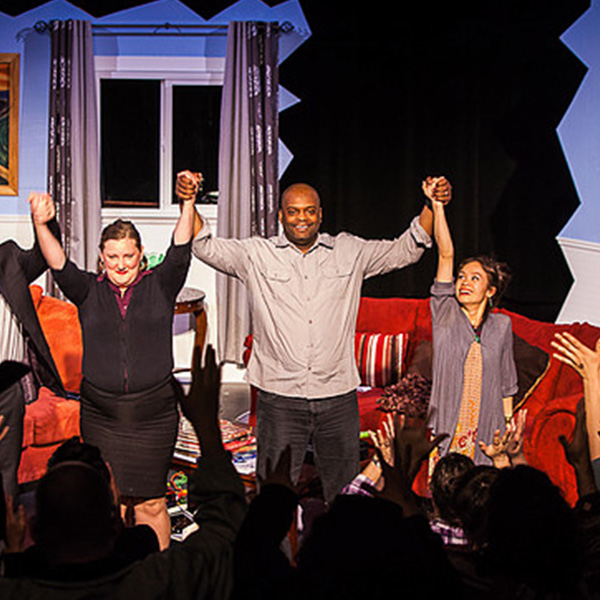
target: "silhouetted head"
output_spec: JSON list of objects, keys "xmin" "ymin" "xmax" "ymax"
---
[
  {"xmin": 34, "ymin": 461, "xmax": 119, "ymax": 566},
  {"xmin": 484, "ymin": 465, "xmax": 582, "ymax": 594},
  {"xmin": 294, "ymin": 494, "xmax": 462, "ymax": 599},
  {"xmin": 47, "ymin": 437, "xmax": 111, "ymax": 484}
]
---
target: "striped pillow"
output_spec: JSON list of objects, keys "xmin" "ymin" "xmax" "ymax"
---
[{"xmin": 355, "ymin": 333, "xmax": 408, "ymax": 388}]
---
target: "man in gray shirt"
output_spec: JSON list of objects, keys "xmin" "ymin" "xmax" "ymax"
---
[{"xmin": 177, "ymin": 174, "xmax": 450, "ymax": 502}]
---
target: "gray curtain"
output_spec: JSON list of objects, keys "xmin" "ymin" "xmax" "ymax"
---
[
  {"xmin": 47, "ymin": 19, "xmax": 101, "ymax": 293},
  {"xmin": 217, "ymin": 21, "xmax": 279, "ymax": 364}
]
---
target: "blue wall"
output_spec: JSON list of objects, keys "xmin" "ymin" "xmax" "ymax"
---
[
  {"xmin": 0, "ymin": 0, "xmax": 310, "ymax": 215},
  {"xmin": 558, "ymin": 0, "xmax": 600, "ymax": 244}
]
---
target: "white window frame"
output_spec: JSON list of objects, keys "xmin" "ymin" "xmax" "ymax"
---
[{"xmin": 95, "ymin": 56, "xmax": 224, "ymax": 222}]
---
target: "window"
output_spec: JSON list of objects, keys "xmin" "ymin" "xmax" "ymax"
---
[
  {"xmin": 101, "ymin": 79, "xmax": 161, "ymax": 208},
  {"xmin": 97, "ymin": 59, "xmax": 224, "ymax": 212},
  {"xmin": 172, "ymin": 84, "xmax": 221, "ymax": 204}
]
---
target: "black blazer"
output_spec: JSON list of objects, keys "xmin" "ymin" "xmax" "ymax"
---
[{"xmin": 0, "ymin": 220, "xmax": 64, "ymax": 397}]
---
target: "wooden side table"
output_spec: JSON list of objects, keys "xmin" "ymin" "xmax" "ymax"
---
[{"xmin": 175, "ymin": 287, "xmax": 207, "ymax": 357}]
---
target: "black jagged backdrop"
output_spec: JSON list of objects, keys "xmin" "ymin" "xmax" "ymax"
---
[
  {"xmin": 276, "ymin": 0, "xmax": 588, "ymax": 322},
  {"xmin": 0, "ymin": 0, "xmax": 589, "ymax": 321}
]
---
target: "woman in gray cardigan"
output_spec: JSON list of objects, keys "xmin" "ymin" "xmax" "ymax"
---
[{"xmin": 427, "ymin": 181, "xmax": 518, "ymax": 465}]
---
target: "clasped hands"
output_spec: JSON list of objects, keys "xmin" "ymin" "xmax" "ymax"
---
[
  {"xmin": 175, "ymin": 170, "xmax": 203, "ymax": 203},
  {"xmin": 422, "ymin": 176, "xmax": 452, "ymax": 206}
]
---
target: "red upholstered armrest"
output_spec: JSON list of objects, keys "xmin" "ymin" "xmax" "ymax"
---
[{"xmin": 524, "ymin": 392, "xmax": 580, "ymax": 507}]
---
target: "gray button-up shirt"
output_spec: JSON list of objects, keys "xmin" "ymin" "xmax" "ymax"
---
[{"xmin": 192, "ymin": 216, "xmax": 431, "ymax": 399}]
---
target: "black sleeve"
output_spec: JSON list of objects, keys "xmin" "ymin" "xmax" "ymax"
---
[
  {"xmin": 52, "ymin": 260, "xmax": 95, "ymax": 306},
  {"xmin": 153, "ymin": 238, "xmax": 192, "ymax": 300},
  {"xmin": 18, "ymin": 218, "xmax": 62, "ymax": 284}
]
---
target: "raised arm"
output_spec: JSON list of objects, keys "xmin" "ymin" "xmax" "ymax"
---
[
  {"xmin": 419, "ymin": 175, "xmax": 452, "ymax": 237},
  {"xmin": 429, "ymin": 188, "xmax": 454, "ymax": 284},
  {"xmin": 173, "ymin": 190, "xmax": 197, "ymax": 246},
  {"xmin": 28, "ymin": 192, "xmax": 66, "ymax": 271}
]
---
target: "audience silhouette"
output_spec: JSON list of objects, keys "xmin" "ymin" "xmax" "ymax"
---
[{"xmin": 1, "ymin": 348, "xmax": 600, "ymax": 599}]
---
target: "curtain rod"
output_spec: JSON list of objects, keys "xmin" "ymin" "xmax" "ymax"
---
[{"xmin": 33, "ymin": 20, "xmax": 294, "ymax": 36}]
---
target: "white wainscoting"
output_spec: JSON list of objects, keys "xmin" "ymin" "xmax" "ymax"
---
[{"xmin": 557, "ymin": 236, "xmax": 600, "ymax": 327}]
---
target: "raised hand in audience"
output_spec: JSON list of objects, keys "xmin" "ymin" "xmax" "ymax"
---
[
  {"xmin": 559, "ymin": 398, "xmax": 597, "ymax": 498},
  {"xmin": 367, "ymin": 413, "xmax": 447, "ymax": 516},
  {"xmin": 552, "ymin": 332, "xmax": 600, "ymax": 464},
  {"xmin": 506, "ymin": 409, "xmax": 528, "ymax": 466},
  {"xmin": 552, "ymin": 332, "xmax": 600, "ymax": 380},
  {"xmin": 479, "ymin": 409, "xmax": 528, "ymax": 468},
  {"xmin": 479, "ymin": 428, "xmax": 511, "ymax": 468},
  {"xmin": 369, "ymin": 413, "xmax": 395, "ymax": 467},
  {"xmin": 178, "ymin": 344, "xmax": 223, "ymax": 457}
]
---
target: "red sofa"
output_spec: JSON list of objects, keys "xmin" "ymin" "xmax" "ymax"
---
[
  {"xmin": 246, "ymin": 296, "xmax": 598, "ymax": 506},
  {"xmin": 18, "ymin": 285, "xmax": 82, "ymax": 485}
]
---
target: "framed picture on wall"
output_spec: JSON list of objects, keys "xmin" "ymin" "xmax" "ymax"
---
[{"xmin": 0, "ymin": 53, "xmax": 19, "ymax": 196}]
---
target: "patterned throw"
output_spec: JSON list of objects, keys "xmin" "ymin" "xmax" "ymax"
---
[
  {"xmin": 355, "ymin": 332, "xmax": 407, "ymax": 388},
  {"xmin": 449, "ymin": 340, "xmax": 483, "ymax": 459}
]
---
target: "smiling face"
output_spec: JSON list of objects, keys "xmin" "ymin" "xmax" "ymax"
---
[
  {"xmin": 100, "ymin": 237, "xmax": 144, "ymax": 290},
  {"xmin": 279, "ymin": 184, "xmax": 322, "ymax": 252},
  {"xmin": 455, "ymin": 260, "xmax": 496, "ymax": 309}
]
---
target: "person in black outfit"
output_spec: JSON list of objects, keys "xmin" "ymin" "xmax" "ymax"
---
[
  {"xmin": 0, "ymin": 209, "xmax": 63, "ymax": 499},
  {"xmin": 30, "ymin": 190, "xmax": 196, "ymax": 549}
]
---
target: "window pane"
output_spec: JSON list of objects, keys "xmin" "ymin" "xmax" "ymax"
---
[
  {"xmin": 172, "ymin": 85, "xmax": 221, "ymax": 204},
  {"xmin": 101, "ymin": 79, "xmax": 160, "ymax": 208}
]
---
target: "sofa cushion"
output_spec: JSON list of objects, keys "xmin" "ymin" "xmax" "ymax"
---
[
  {"xmin": 512, "ymin": 334, "xmax": 550, "ymax": 410},
  {"xmin": 355, "ymin": 332, "xmax": 408, "ymax": 388},
  {"xmin": 34, "ymin": 289, "xmax": 83, "ymax": 393},
  {"xmin": 406, "ymin": 339, "xmax": 433, "ymax": 381}
]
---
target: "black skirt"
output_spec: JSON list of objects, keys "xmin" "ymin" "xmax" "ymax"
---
[{"xmin": 80, "ymin": 377, "xmax": 179, "ymax": 499}]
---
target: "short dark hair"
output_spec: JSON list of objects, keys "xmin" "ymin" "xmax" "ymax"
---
[
  {"xmin": 430, "ymin": 453, "xmax": 475, "ymax": 524},
  {"xmin": 452, "ymin": 465, "xmax": 500, "ymax": 545}
]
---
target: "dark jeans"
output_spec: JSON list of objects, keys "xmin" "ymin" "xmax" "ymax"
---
[
  {"xmin": 256, "ymin": 389, "xmax": 360, "ymax": 504},
  {"xmin": 0, "ymin": 380, "xmax": 25, "ymax": 498}
]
